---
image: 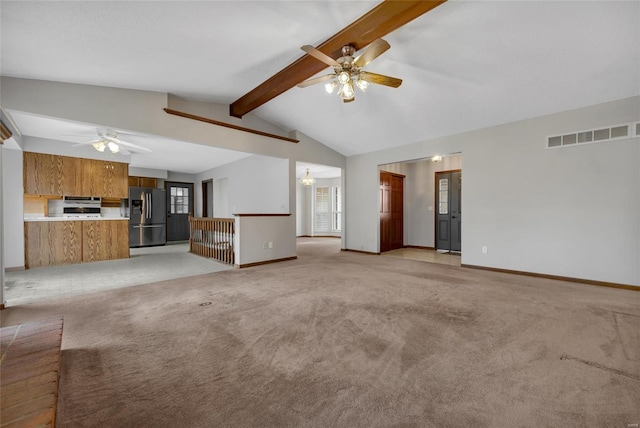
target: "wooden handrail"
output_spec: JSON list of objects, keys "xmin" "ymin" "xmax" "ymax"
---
[{"xmin": 189, "ymin": 216, "xmax": 235, "ymax": 265}]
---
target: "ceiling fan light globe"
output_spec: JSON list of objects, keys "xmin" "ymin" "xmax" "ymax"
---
[
  {"xmin": 339, "ymin": 81, "xmax": 355, "ymax": 100},
  {"xmin": 92, "ymin": 141, "xmax": 106, "ymax": 152},
  {"xmin": 324, "ymin": 81, "xmax": 337, "ymax": 94},
  {"xmin": 356, "ymin": 79, "xmax": 369, "ymax": 92},
  {"xmin": 107, "ymin": 142, "xmax": 120, "ymax": 153},
  {"xmin": 337, "ymin": 71, "xmax": 350, "ymax": 85}
]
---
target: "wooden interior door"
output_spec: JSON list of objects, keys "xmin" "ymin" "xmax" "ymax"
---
[{"xmin": 380, "ymin": 171, "xmax": 404, "ymax": 252}]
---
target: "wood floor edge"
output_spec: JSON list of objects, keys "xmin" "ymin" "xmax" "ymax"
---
[
  {"xmin": 236, "ymin": 256, "xmax": 297, "ymax": 268},
  {"xmin": 404, "ymin": 245, "xmax": 436, "ymax": 250},
  {"xmin": 461, "ymin": 264, "xmax": 639, "ymax": 291}
]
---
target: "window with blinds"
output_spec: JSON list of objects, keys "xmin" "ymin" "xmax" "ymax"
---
[
  {"xmin": 333, "ymin": 186, "xmax": 342, "ymax": 231},
  {"xmin": 315, "ymin": 187, "xmax": 330, "ymax": 232},
  {"xmin": 315, "ymin": 186, "xmax": 341, "ymax": 233}
]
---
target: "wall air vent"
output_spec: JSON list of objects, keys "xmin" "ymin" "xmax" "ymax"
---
[{"xmin": 547, "ymin": 122, "xmax": 637, "ymax": 149}]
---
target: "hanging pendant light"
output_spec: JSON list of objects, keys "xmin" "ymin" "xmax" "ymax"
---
[{"xmin": 299, "ymin": 168, "xmax": 316, "ymax": 186}]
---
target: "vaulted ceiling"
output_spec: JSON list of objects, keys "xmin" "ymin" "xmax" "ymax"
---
[{"xmin": 2, "ymin": 1, "xmax": 638, "ymax": 158}]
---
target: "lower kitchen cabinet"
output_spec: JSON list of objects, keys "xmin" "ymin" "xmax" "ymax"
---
[
  {"xmin": 82, "ymin": 220, "xmax": 129, "ymax": 262},
  {"xmin": 24, "ymin": 221, "xmax": 83, "ymax": 268},
  {"xmin": 24, "ymin": 220, "xmax": 129, "ymax": 268}
]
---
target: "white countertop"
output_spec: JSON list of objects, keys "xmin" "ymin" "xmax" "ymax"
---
[{"xmin": 24, "ymin": 217, "xmax": 129, "ymax": 222}]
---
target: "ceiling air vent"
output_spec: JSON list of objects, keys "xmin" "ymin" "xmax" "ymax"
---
[{"xmin": 547, "ymin": 122, "xmax": 636, "ymax": 149}]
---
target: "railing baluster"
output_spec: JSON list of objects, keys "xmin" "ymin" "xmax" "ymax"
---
[{"xmin": 188, "ymin": 216, "xmax": 235, "ymax": 265}]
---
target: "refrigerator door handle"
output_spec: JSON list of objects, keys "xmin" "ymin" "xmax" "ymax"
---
[{"xmin": 149, "ymin": 193, "xmax": 152, "ymax": 219}]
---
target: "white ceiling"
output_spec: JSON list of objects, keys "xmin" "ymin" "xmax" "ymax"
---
[
  {"xmin": 296, "ymin": 162, "xmax": 342, "ymax": 179},
  {"xmin": 2, "ymin": 1, "xmax": 638, "ymax": 161},
  {"xmin": 8, "ymin": 111, "xmax": 252, "ymax": 174}
]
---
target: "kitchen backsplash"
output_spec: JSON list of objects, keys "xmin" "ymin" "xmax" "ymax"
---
[{"xmin": 46, "ymin": 200, "xmax": 123, "ymax": 218}]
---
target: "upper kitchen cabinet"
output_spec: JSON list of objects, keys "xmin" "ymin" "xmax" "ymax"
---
[
  {"xmin": 82, "ymin": 159, "xmax": 128, "ymax": 198},
  {"xmin": 23, "ymin": 152, "xmax": 82, "ymax": 196},
  {"xmin": 128, "ymin": 176, "xmax": 158, "ymax": 188},
  {"xmin": 24, "ymin": 152, "xmax": 128, "ymax": 198}
]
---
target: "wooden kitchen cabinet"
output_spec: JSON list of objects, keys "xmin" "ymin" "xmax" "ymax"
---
[
  {"xmin": 24, "ymin": 221, "xmax": 83, "ymax": 268},
  {"xmin": 82, "ymin": 220, "xmax": 129, "ymax": 262},
  {"xmin": 24, "ymin": 220, "xmax": 129, "ymax": 268},
  {"xmin": 82, "ymin": 159, "xmax": 128, "ymax": 198},
  {"xmin": 24, "ymin": 152, "xmax": 128, "ymax": 197},
  {"xmin": 23, "ymin": 152, "xmax": 82, "ymax": 196},
  {"xmin": 128, "ymin": 176, "xmax": 158, "ymax": 188}
]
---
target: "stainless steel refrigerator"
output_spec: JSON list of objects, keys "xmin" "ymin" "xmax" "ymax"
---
[{"xmin": 129, "ymin": 187, "xmax": 167, "ymax": 247}]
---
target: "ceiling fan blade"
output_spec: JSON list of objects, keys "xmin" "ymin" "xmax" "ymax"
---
[
  {"xmin": 354, "ymin": 39, "xmax": 391, "ymax": 68},
  {"xmin": 297, "ymin": 74, "xmax": 335, "ymax": 88},
  {"xmin": 70, "ymin": 139, "xmax": 102, "ymax": 147},
  {"xmin": 105, "ymin": 137, "xmax": 152, "ymax": 153},
  {"xmin": 360, "ymin": 71, "xmax": 402, "ymax": 88},
  {"xmin": 301, "ymin": 45, "xmax": 340, "ymax": 67}
]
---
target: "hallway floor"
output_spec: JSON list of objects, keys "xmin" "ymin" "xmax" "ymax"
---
[
  {"xmin": 382, "ymin": 247, "xmax": 461, "ymax": 266},
  {"xmin": 5, "ymin": 240, "xmax": 460, "ymax": 307},
  {"xmin": 4, "ymin": 243, "xmax": 232, "ymax": 306}
]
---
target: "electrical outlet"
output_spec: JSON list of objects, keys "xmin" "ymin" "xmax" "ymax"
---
[
  {"xmin": 482, "ymin": 246, "xmax": 488, "ymax": 254},
  {"xmin": 268, "ymin": 242, "xmax": 273, "ymax": 249}
]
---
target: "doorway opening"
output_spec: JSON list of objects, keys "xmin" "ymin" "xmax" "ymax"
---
[
  {"xmin": 295, "ymin": 162, "xmax": 343, "ymax": 239},
  {"xmin": 435, "ymin": 170, "xmax": 461, "ymax": 253},
  {"xmin": 378, "ymin": 154, "xmax": 462, "ymax": 265},
  {"xmin": 202, "ymin": 179, "xmax": 213, "ymax": 218}
]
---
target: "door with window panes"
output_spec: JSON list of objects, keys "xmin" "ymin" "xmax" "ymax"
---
[
  {"xmin": 165, "ymin": 181, "xmax": 194, "ymax": 241},
  {"xmin": 314, "ymin": 185, "xmax": 341, "ymax": 235}
]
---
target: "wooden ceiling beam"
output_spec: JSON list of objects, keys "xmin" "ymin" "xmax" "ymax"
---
[{"xmin": 229, "ymin": 0, "xmax": 447, "ymax": 118}]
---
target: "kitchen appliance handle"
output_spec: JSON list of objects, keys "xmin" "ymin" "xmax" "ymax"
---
[
  {"xmin": 149, "ymin": 193, "xmax": 152, "ymax": 219},
  {"xmin": 132, "ymin": 225, "xmax": 164, "ymax": 229}
]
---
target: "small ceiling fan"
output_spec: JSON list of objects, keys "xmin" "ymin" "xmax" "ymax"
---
[
  {"xmin": 64, "ymin": 129, "xmax": 152, "ymax": 155},
  {"xmin": 297, "ymin": 38, "xmax": 402, "ymax": 103}
]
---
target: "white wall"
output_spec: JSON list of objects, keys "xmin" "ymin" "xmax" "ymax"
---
[
  {"xmin": 235, "ymin": 215, "xmax": 296, "ymax": 266},
  {"xmin": 128, "ymin": 167, "xmax": 168, "ymax": 179},
  {"xmin": 2, "ymin": 148, "xmax": 24, "ymax": 269},
  {"xmin": 196, "ymin": 154, "xmax": 289, "ymax": 217},
  {"xmin": 213, "ymin": 178, "xmax": 229, "ymax": 218},
  {"xmin": 296, "ymin": 183, "xmax": 311, "ymax": 236},
  {"xmin": 347, "ymin": 97, "xmax": 640, "ymax": 286}
]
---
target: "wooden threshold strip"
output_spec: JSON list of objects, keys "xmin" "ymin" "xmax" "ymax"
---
[{"xmin": 163, "ymin": 108, "xmax": 298, "ymax": 144}]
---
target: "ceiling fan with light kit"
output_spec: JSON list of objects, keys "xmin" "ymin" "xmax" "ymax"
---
[
  {"xmin": 63, "ymin": 128, "xmax": 152, "ymax": 155},
  {"xmin": 297, "ymin": 38, "xmax": 402, "ymax": 103}
]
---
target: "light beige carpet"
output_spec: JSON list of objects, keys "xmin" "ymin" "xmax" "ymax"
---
[{"xmin": 2, "ymin": 238, "xmax": 639, "ymax": 427}]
